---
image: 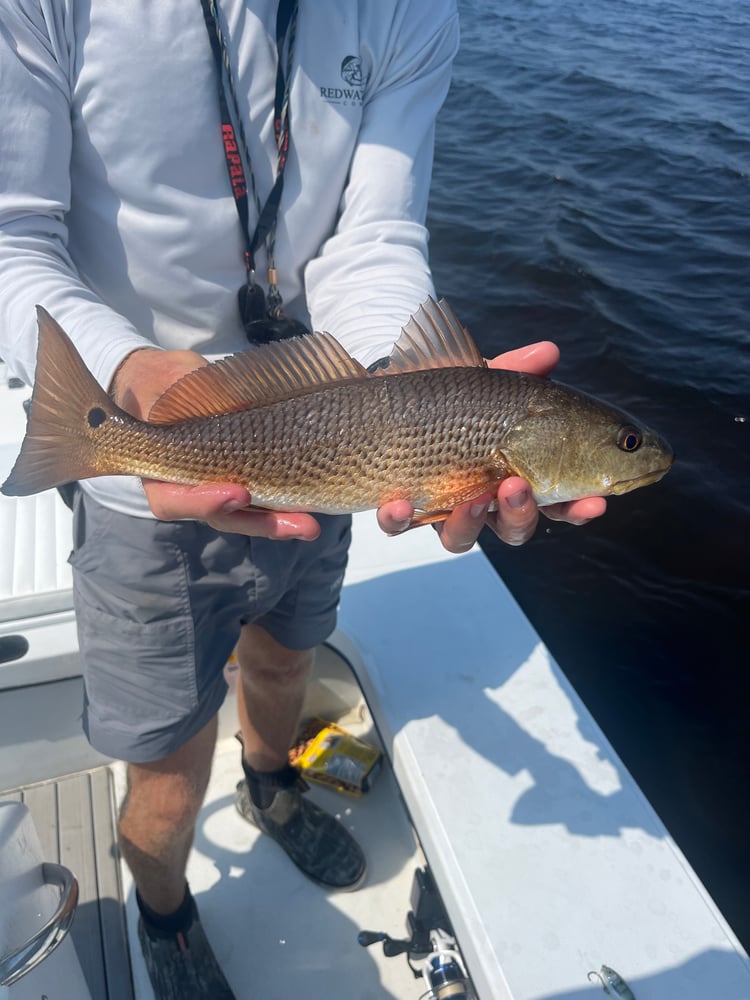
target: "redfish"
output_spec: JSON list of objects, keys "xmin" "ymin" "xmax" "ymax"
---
[{"xmin": 1, "ymin": 299, "xmax": 673, "ymax": 524}]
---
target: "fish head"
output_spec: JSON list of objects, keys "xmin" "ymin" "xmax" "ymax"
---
[{"xmin": 498, "ymin": 381, "xmax": 674, "ymax": 506}]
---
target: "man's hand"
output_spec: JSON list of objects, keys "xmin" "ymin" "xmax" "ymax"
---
[
  {"xmin": 376, "ymin": 341, "xmax": 607, "ymax": 552},
  {"xmin": 110, "ymin": 347, "xmax": 321, "ymax": 540}
]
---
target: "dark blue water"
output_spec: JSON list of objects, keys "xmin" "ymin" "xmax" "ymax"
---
[{"xmin": 427, "ymin": 0, "xmax": 750, "ymax": 948}]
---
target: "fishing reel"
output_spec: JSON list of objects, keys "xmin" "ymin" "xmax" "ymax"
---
[{"xmin": 358, "ymin": 867, "xmax": 476, "ymax": 999}]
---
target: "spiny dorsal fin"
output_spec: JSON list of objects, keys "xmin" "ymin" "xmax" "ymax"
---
[
  {"xmin": 148, "ymin": 331, "xmax": 368, "ymax": 423},
  {"xmin": 374, "ymin": 297, "xmax": 486, "ymax": 376}
]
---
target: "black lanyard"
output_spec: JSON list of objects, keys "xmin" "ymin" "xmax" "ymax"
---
[{"xmin": 200, "ymin": 0, "xmax": 303, "ymax": 341}]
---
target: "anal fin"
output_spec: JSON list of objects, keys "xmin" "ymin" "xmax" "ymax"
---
[{"xmin": 391, "ymin": 509, "xmax": 452, "ymax": 535}]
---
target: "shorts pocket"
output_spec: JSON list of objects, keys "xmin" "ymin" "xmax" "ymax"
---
[{"xmin": 74, "ymin": 588, "xmax": 198, "ymax": 734}]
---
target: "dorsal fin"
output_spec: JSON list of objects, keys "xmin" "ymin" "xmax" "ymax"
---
[
  {"xmin": 375, "ymin": 297, "xmax": 486, "ymax": 376},
  {"xmin": 148, "ymin": 331, "xmax": 368, "ymax": 423}
]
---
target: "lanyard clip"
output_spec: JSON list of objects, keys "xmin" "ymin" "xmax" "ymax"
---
[{"xmin": 238, "ymin": 274, "xmax": 267, "ymax": 328}]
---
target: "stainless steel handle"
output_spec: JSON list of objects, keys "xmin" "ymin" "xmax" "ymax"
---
[{"xmin": 0, "ymin": 862, "xmax": 79, "ymax": 987}]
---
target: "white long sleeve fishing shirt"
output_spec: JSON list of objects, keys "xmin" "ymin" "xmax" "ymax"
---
[{"xmin": 0, "ymin": 0, "xmax": 458, "ymax": 514}]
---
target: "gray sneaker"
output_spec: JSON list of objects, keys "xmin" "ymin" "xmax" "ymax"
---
[
  {"xmin": 137, "ymin": 896, "xmax": 235, "ymax": 999},
  {"xmin": 235, "ymin": 778, "xmax": 366, "ymax": 890}
]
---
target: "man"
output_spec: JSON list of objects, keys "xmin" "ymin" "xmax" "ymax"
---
[{"xmin": 0, "ymin": 1, "xmax": 605, "ymax": 996}]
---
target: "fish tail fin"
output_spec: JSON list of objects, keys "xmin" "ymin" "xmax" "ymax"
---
[{"xmin": 1, "ymin": 307, "xmax": 121, "ymax": 496}]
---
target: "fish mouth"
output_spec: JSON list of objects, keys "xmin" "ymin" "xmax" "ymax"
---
[{"xmin": 611, "ymin": 464, "xmax": 673, "ymax": 495}]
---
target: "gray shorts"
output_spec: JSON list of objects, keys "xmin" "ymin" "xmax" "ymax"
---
[{"xmin": 69, "ymin": 490, "xmax": 351, "ymax": 764}]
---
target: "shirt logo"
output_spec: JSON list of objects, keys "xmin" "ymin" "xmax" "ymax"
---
[{"xmin": 320, "ymin": 55, "xmax": 368, "ymax": 106}]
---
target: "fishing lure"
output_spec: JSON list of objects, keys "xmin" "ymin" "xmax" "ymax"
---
[{"xmin": 587, "ymin": 965, "xmax": 636, "ymax": 999}]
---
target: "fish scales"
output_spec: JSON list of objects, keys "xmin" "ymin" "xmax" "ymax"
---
[{"xmin": 105, "ymin": 367, "xmax": 528, "ymax": 513}]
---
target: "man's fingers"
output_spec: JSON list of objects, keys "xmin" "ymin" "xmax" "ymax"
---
[
  {"xmin": 205, "ymin": 508, "xmax": 321, "ymax": 540},
  {"xmin": 432, "ymin": 493, "xmax": 493, "ymax": 553},
  {"xmin": 378, "ymin": 496, "xmax": 492, "ymax": 553},
  {"xmin": 485, "ymin": 478, "xmax": 540, "ymax": 547},
  {"xmin": 376, "ymin": 499, "xmax": 415, "ymax": 535},
  {"xmin": 541, "ymin": 495, "xmax": 608, "ymax": 525},
  {"xmin": 142, "ymin": 480, "xmax": 251, "ymax": 521},
  {"xmin": 141, "ymin": 481, "xmax": 321, "ymax": 540},
  {"xmin": 378, "ymin": 481, "xmax": 540, "ymax": 552},
  {"xmin": 488, "ymin": 341, "xmax": 560, "ymax": 378}
]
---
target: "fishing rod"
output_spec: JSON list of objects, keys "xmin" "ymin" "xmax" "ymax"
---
[{"xmin": 358, "ymin": 867, "xmax": 477, "ymax": 1000}]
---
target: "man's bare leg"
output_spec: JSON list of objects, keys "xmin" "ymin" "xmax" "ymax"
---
[
  {"xmin": 235, "ymin": 623, "xmax": 312, "ymax": 771},
  {"xmin": 233, "ymin": 623, "xmax": 366, "ymax": 889},
  {"xmin": 119, "ymin": 715, "xmax": 218, "ymax": 914},
  {"xmin": 119, "ymin": 715, "xmax": 235, "ymax": 998}
]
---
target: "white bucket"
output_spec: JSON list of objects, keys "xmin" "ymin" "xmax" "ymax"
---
[{"xmin": 0, "ymin": 801, "xmax": 89, "ymax": 998}]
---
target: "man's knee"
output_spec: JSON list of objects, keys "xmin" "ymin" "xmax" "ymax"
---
[
  {"xmin": 120, "ymin": 718, "xmax": 217, "ymax": 834},
  {"xmin": 236, "ymin": 623, "xmax": 313, "ymax": 683}
]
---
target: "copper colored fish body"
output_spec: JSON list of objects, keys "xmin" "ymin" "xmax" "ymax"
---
[{"xmin": 1, "ymin": 299, "xmax": 673, "ymax": 523}]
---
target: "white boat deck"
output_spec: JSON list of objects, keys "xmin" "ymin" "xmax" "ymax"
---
[{"xmin": 337, "ymin": 519, "xmax": 750, "ymax": 1000}]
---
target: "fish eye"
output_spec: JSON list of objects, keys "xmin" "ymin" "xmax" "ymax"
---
[{"xmin": 617, "ymin": 424, "xmax": 642, "ymax": 452}]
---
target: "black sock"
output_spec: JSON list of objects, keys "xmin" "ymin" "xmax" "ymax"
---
[
  {"xmin": 136, "ymin": 884, "xmax": 195, "ymax": 936},
  {"xmin": 241, "ymin": 758, "xmax": 299, "ymax": 809}
]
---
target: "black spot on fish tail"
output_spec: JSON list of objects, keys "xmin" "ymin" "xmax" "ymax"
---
[{"xmin": 87, "ymin": 407, "xmax": 107, "ymax": 428}]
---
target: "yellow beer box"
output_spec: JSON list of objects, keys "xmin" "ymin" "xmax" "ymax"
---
[{"xmin": 289, "ymin": 718, "xmax": 382, "ymax": 796}]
